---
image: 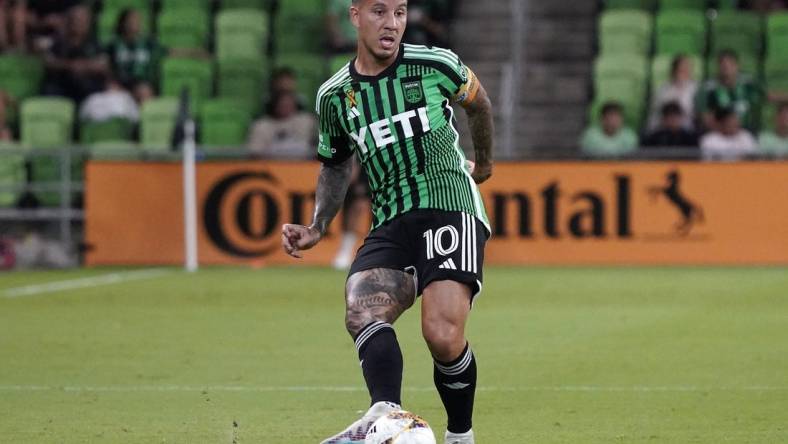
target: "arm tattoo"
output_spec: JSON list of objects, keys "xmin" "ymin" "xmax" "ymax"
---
[
  {"xmin": 465, "ymin": 86, "xmax": 494, "ymax": 165},
  {"xmin": 345, "ymin": 269, "xmax": 416, "ymax": 336},
  {"xmin": 310, "ymin": 158, "xmax": 353, "ymax": 236}
]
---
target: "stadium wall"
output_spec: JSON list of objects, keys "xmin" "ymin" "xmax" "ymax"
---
[{"xmin": 85, "ymin": 161, "xmax": 788, "ymax": 266}]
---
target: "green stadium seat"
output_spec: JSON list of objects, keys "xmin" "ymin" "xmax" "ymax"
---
[
  {"xmin": 329, "ymin": 53, "xmax": 354, "ymax": 75},
  {"xmin": 711, "ymin": 11, "xmax": 763, "ymax": 59},
  {"xmin": 593, "ymin": 55, "xmax": 649, "ymax": 127},
  {"xmin": 0, "ymin": 149, "xmax": 25, "ymax": 208},
  {"xmin": 79, "ymin": 118, "xmax": 136, "ymax": 145},
  {"xmin": 0, "ymin": 55, "xmax": 44, "ymax": 102},
  {"xmin": 199, "ymin": 99, "xmax": 252, "ymax": 147},
  {"xmin": 275, "ymin": 0, "xmax": 326, "ymax": 53},
  {"xmin": 716, "ymin": 0, "xmax": 738, "ymax": 9},
  {"xmin": 103, "ymin": 0, "xmax": 150, "ymax": 10},
  {"xmin": 765, "ymin": 57, "xmax": 788, "ymax": 92},
  {"xmin": 605, "ymin": 0, "xmax": 655, "ymax": 10},
  {"xmin": 217, "ymin": 58, "xmax": 268, "ymax": 115},
  {"xmin": 659, "ymin": 0, "xmax": 707, "ymax": 9},
  {"xmin": 275, "ymin": 53, "xmax": 328, "ymax": 111},
  {"xmin": 161, "ymin": 57, "xmax": 214, "ymax": 109},
  {"xmin": 98, "ymin": 8, "xmax": 151, "ymax": 45},
  {"xmin": 89, "ymin": 141, "xmax": 141, "ymax": 160},
  {"xmin": 222, "ymin": 0, "xmax": 269, "ymax": 9},
  {"xmin": 598, "ymin": 10, "xmax": 653, "ymax": 56},
  {"xmin": 215, "ymin": 9, "xmax": 269, "ymax": 62},
  {"xmin": 706, "ymin": 52, "xmax": 760, "ymax": 79},
  {"xmin": 160, "ymin": 0, "xmax": 209, "ymax": 11},
  {"xmin": 761, "ymin": 102, "xmax": 777, "ymax": 131},
  {"xmin": 655, "ymin": 10, "xmax": 707, "ymax": 55},
  {"xmin": 766, "ymin": 13, "xmax": 788, "ymax": 59},
  {"xmin": 157, "ymin": 9, "xmax": 209, "ymax": 49},
  {"xmin": 21, "ymin": 97, "xmax": 75, "ymax": 148},
  {"xmin": 140, "ymin": 98, "xmax": 179, "ymax": 150},
  {"xmin": 650, "ymin": 54, "xmax": 703, "ymax": 91}
]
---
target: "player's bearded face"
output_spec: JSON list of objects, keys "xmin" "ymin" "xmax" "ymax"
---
[{"xmin": 352, "ymin": 0, "xmax": 407, "ymax": 60}]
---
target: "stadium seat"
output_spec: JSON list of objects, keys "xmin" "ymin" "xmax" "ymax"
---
[
  {"xmin": 222, "ymin": 0, "xmax": 269, "ymax": 9},
  {"xmin": 716, "ymin": 0, "xmax": 738, "ymax": 8},
  {"xmin": 21, "ymin": 97, "xmax": 75, "ymax": 149},
  {"xmin": 0, "ymin": 55, "xmax": 44, "ymax": 102},
  {"xmin": 766, "ymin": 13, "xmax": 788, "ymax": 59},
  {"xmin": 706, "ymin": 52, "xmax": 760, "ymax": 79},
  {"xmin": 659, "ymin": 0, "xmax": 707, "ymax": 9},
  {"xmin": 655, "ymin": 10, "xmax": 707, "ymax": 55},
  {"xmin": 215, "ymin": 9, "xmax": 269, "ymax": 62},
  {"xmin": 0, "ymin": 150, "xmax": 25, "ymax": 208},
  {"xmin": 89, "ymin": 141, "xmax": 141, "ymax": 160},
  {"xmin": 650, "ymin": 54, "xmax": 703, "ymax": 91},
  {"xmin": 593, "ymin": 55, "xmax": 649, "ymax": 127},
  {"xmin": 160, "ymin": 0, "xmax": 209, "ymax": 11},
  {"xmin": 710, "ymin": 11, "xmax": 763, "ymax": 59},
  {"xmin": 103, "ymin": 0, "xmax": 150, "ymax": 10},
  {"xmin": 98, "ymin": 8, "xmax": 151, "ymax": 44},
  {"xmin": 275, "ymin": 53, "xmax": 328, "ymax": 111},
  {"xmin": 605, "ymin": 0, "xmax": 655, "ymax": 10},
  {"xmin": 157, "ymin": 9, "xmax": 209, "ymax": 49},
  {"xmin": 275, "ymin": 0, "xmax": 326, "ymax": 53},
  {"xmin": 765, "ymin": 56, "xmax": 788, "ymax": 92},
  {"xmin": 161, "ymin": 57, "xmax": 214, "ymax": 110},
  {"xmin": 217, "ymin": 58, "xmax": 268, "ymax": 115},
  {"xmin": 79, "ymin": 118, "xmax": 136, "ymax": 145},
  {"xmin": 199, "ymin": 99, "xmax": 252, "ymax": 147},
  {"xmin": 329, "ymin": 53, "xmax": 354, "ymax": 75},
  {"xmin": 140, "ymin": 98, "xmax": 179, "ymax": 150},
  {"xmin": 598, "ymin": 10, "xmax": 653, "ymax": 56},
  {"xmin": 760, "ymin": 102, "xmax": 777, "ymax": 131}
]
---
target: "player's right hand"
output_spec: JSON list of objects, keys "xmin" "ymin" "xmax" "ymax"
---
[{"xmin": 281, "ymin": 224, "xmax": 322, "ymax": 259}]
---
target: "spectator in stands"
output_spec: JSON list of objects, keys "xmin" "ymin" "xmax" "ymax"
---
[
  {"xmin": 105, "ymin": 9, "xmax": 164, "ymax": 104},
  {"xmin": 700, "ymin": 108, "xmax": 758, "ymax": 161},
  {"xmin": 643, "ymin": 102, "xmax": 699, "ymax": 149},
  {"xmin": 0, "ymin": 0, "xmax": 27, "ymax": 52},
  {"xmin": 269, "ymin": 66, "xmax": 307, "ymax": 111},
  {"xmin": 27, "ymin": 0, "xmax": 81, "ymax": 52},
  {"xmin": 247, "ymin": 90, "xmax": 317, "ymax": 159},
  {"xmin": 79, "ymin": 73, "xmax": 139, "ymax": 124},
  {"xmin": 698, "ymin": 50, "xmax": 762, "ymax": 132},
  {"xmin": 326, "ymin": 0, "xmax": 356, "ymax": 53},
  {"xmin": 43, "ymin": 4, "xmax": 107, "ymax": 103},
  {"xmin": 758, "ymin": 102, "xmax": 788, "ymax": 156},
  {"xmin": 580, "ymin": 101, "xmax": 638, "ymax": 157},
  {"xmin": 648, "ymin": 54, "xmax": 698, "ymax": 132},
  {"xmin": 0, "ymin": 90, "xmax": 12, "ymax": 141},
  {"xmin": 403, "ymin": 0, "xmax": 452, "ymax": 47}
]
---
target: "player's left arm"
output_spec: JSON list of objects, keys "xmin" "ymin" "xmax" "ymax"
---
[{"xmin": 455, "ymin": 67, "xmax": 494, "ymax": 184}]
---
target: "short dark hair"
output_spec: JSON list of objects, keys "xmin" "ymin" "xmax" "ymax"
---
[
  {"xmin": 272, "ymin": 66, "xmax": 296, "ymax": 80},
  {"xmin": 777, "ymin": 102, "xmax": 788, "ymax": 113},
  {"xmin": 115, "ymin": 8, "xmax": 136, "ymax": 37},
  {"xmin": 718, "ymin": 49, "xmax": 739, "ymax": 63},
  {"xmin": 661, "ymin": 101, "xmax": 684, "ymax": 118},
  {"xmin": 600, "ymin": 101, "xmax": 623, "ymax": 117},
  {"xmin": 670, "ymin": 54, "xmax": 688, "ymax": 79},
  {"xmin": 714, "ymin": 107, "xmax": 736, "ymax": 122}
]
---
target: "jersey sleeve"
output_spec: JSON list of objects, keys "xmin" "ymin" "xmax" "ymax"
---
[
  {"xmin": 316, "ymin": 92, "xmax": 352, "ymax": 165},
  {"xmin": 433, "ymin": 48, "xmax": 481, "ymax": 106}
]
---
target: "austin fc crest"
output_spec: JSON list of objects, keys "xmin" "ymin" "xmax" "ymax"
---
[{"xmin": 402, "ymin": 81, "xmax": 424, "ymax": 104}]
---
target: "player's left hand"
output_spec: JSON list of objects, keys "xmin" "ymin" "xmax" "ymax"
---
[
  {"xmin": 469, "ymin": 160, "xmax": 493, "ymax": 184},
  {"xmin": 281, "ymin": 224, "xmax": 322, "ymax": 259}
]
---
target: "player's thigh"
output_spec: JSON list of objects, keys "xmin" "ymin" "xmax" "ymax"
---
[{"xmin": 345, "ymin": 268, "xmax": 417, "ymax": 335}]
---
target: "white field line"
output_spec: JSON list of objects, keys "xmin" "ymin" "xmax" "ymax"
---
[
  {"xmin": 2, "ymin": 269, "xmax": 173, "ymax": 299},
  {"xmin": 0, "ymin": 385, "xmax": 786, "ymax": 393}
]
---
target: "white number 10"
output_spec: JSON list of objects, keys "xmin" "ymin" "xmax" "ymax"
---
[{"xmin": 423, "ymin": 225, "xmax": 459, "ymax": 259}]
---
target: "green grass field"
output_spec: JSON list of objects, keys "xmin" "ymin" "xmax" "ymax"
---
[{"xmin": 1, "ymin": 266, "xmax": 787, "ymax": 443}]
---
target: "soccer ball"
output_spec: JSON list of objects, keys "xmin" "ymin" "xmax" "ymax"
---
[{"xmin": 364, "ymin": 410, "xmax": 436, "ymax": 444}]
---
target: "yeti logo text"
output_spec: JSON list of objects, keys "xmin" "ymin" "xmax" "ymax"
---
[{"xmin": 349, "ymin": 107, "xmax": 431, "ymax": 153}]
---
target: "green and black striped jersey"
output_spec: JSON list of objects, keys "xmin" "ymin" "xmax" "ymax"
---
[{"xmin": 316, "ymin": 43, "xmax": 489, "ymax": 232}]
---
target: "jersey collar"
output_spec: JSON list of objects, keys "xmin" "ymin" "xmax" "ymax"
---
[{"xmin": 349, "ymin": 44, "xmax": 405, "ymax": 82}]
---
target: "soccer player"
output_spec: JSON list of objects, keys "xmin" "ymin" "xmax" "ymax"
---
[{"xmin": 281, "ymin": 1, "xmax": 494, "ymax": 443}]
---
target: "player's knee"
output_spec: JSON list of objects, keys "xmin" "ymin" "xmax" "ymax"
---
[{"xmin": 422, "ymin": 321, "xmax": 465, "ymax": 362}]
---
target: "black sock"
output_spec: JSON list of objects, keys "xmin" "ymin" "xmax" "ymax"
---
[
  {"xmin": 355, "ymin": 321, "xmax": 403, "ymax": 406},
  {"xmin": 434, "ymin": 343, "xmax": 476, "ymax": 433}
]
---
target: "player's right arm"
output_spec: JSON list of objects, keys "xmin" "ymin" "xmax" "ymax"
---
[{"xmin": 282, "ymin": 89, "xmax": 354, "ymax": 258}]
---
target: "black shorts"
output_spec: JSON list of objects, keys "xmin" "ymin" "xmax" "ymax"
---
[{"xmin": 349, "ymin": 210, "xmax": 489, "ymax": 299}]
